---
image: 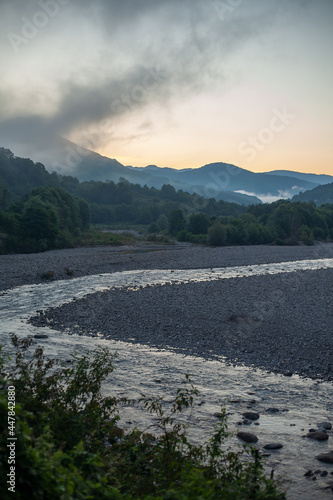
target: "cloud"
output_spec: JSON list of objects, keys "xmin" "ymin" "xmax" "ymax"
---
[
  {"xmin": 0, "ymin": 1, "xmax": 274, "ymax": 131},
  {"xmin": 0, "ymin": 0, "xmax": 325, "ymax": 157}
]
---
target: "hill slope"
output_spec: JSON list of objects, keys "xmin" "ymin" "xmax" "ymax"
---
[{"xmin": 292, "ymin": 182, "xmax": 333, "ymax": 205}]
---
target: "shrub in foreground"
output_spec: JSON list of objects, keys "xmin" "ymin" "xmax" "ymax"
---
[{"xmin": 0, "ymin": 335, "xmax": 285, "ymax": 499}]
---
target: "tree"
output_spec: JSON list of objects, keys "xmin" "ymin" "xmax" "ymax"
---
[
  {"xmin": 168, "ymin": 209, "xmax": 186, "ymax": 235},
  {"xmin": 208, "ymin": 221, "xmax": 227, "ymax": 246},
  {"xmin": 22, "ymin": 196, "xmax": 59, "ymax": 242},
  {"xmin": 161, "ymin": 184, "xmax": 176, "ymax": 199},
  {"xmin": 188, "ymin": 213, "xmax": 210, "ymax": 235},
  {"xmin": 77, "ymin": 198, "xmax": 90, "ymax": 231},
  {"xmin": 156, "ymin": 213, "xmax": 168, "ymax": 231}
]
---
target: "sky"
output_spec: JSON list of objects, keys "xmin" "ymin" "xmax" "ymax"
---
[{"xmin": 0, "ymin": 0, "xmax": 332, "ymax": 174}]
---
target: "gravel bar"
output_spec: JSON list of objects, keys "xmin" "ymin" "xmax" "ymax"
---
[
  {"xmin": 16, "ymin": 242, "xmax": 333, "ymax": 382},
  {"xmin": 1, "ymin": 241, "xmax": 333, "ymax": 290}
]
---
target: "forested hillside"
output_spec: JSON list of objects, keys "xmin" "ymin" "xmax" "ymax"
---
[
  {"xmin": 1, "ymin": 147, "xmax": 333, "ymax": 254},
  {"xmin": 0, "ymin": 186, "xmax": 90, "ymax": 253},
  {"xmin": 292, "ymin": 182, "xmax": 333, "ymax": 205},
  {"xmin": 0, "ymin": 147, "xmax": 246, "ymax": 227}
]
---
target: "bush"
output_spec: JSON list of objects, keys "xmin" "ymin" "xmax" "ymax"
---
[
  {"xmin": 156, "ymin": 213, "xmax": 169, "ymax": 231},
  {"xmin": 313, "ymin": 227, "xmax": 326, "ymax": 240},
  {"xmin": 40, "ymin": 271, "xmax": 55, "ymax": 280},
  {"xmin": 208, "ymin": 221, "xmax": 227, "ymax": 246},
  {"xmin": 0, "ymin": 336, "xmax": 285, "ymax": 499},
  {"xmin": 189, "ymin": 233, "xmax": 207, "ymax": 244},
  {"xmin": 147, "ymin": 222, "xmax": 159, "ymax": 234},
  {"xmin": 177, "ymin": 230, "xmax": 192, "ymax": 242}
]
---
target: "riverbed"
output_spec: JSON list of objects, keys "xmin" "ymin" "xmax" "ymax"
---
[{"xmin": 1, "ymin": 243, "xmax": 333, "ymax": 499}]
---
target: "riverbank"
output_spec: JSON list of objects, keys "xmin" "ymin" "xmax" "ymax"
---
[
  {"xmin": 16, "ymin": 242, "xmax": 332, "ymax": 382},
  {"xmin": 0, "ymin": 241, "xmax": 332, "ymax": 291}
]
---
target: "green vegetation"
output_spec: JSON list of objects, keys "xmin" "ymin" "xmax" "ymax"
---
[
  {"xmin": 1, "ymin": 147, "xmax": 333, "ymax": 254},
  {"xmin": 171, "ymin": 200, "xmax": 333, "ymax": 246},
  {"xmin": 72, "ymin": 230, "xmax": 137, "ymax": 247},
  {"xmin": 0, "ymin": 335, "xmax": 285, "ymax": 499},
  {"xmin": 0, "ymin": 186, "xmax": 90, "ymax": 253},
  {"xmin": 292, "ymin": 182, "xmax": 333, "ymax": 205}
]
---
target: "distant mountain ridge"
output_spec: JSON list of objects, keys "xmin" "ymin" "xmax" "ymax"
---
[
  {"xmin": 267, "ymin": 170, "xmax": 333, "ymax": 185},
  {"xmin": 1, "ymin": 120, "xmax": 331, "ymax": 205},
  {"xmin": 127, "ymin": 162, "xmax": 320, "ymax": 201}
]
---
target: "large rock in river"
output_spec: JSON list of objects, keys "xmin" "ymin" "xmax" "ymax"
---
[
  {"xmin": 237, "ymin": 431, "xmax": 258, "ymax": 443},
  {"xmin": 316, "ymin": 452, "xmax": 333, "ymax": 464},
  {"xmin": 306, "ymin": 432, "xmax": 329, "ymax": 441},
  {"xmin": 242, "ymin": 412, "xmax": 260, "ymax": 421}
]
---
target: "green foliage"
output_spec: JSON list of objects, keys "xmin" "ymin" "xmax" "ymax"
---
[
  {"xmin": 74, "ymin": 230, "xmax": 137, "ymax": 247},
  {"xmin": 147, "ymin": 222, "xmax": 160, "ymax": 234},
  {"xmin": 0, "ymin": 337, "xmax": 285, "ymax": 499},
  {"xmin": 168, "ymin": 209, "xmax": 186, "ymax": 235},
  {"xmin": 202, "ymin": 200, "xmax": 333, "ymax": 246},
  {"xmin": 208, "ymin": 221, "xmax": 227, "ymax": 246},
  {"xmin": 22, "ymin": 196, "xmax": 59, "ymax": 242},
  {"xmin": 156, "ymin": 213, "xmax": 169, "ymax": 231},
  {"xmin": 292, "ymin": 181, "xmax": 333, "ymax": 205},
  {"xmin": 299, "ymin": 225, "xmax": 314, "ymax": 246},
  {"xmin": 0, "ymin": 186, "xmax": 90, "ymax": 254},
  {"xmin": 1, "ymin": 148, "xmax": 332, "ymax": 253},
  {"xmin": 188, "ymin": 213, "xmax": 210, "ymax": 235}
]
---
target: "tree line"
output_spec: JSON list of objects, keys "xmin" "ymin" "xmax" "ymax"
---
[
  {"xmin": 0, "ymin": 147, "xmax": 332, "ymax": 253},
  {"xmin": 166, "ymin": 200, "xmax": 333, "ymax": 246}
]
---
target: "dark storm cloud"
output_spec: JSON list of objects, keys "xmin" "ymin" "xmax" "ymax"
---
[
  {"xmin": 52, "ymin": 65, "xmax": 170, "ymax": 133},
  {"xmin": 0, "ymin": 0, "xmax": 320, "ymax": 141}
]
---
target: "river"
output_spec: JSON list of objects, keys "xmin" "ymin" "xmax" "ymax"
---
[{"xmin": 1, "ymin": 257, "xmax": 333, "ymax": 499}]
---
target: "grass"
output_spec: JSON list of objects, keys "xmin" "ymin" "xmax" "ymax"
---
[{"xmin": 73, "ymin": 229, "xmax": 138, "ymax": 247}]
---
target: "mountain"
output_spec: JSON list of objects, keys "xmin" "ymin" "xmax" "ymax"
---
[
  {"xmin": 130, "ymin": 162, "xmax": 319, "ymax": 201},
  {"xmin": 0, "ymin": 118, "xmax": 325, "ymax": 205},
  {"xmin": 267, "ymin": 170, "xmax": 333, "ymax": 185},
  {"xmin": 0, "ymin": 122, "xmax": 261, "ymax": 205},
  {"xmin": 292, "ymin": 182, "xmax": 333, "ymax": 205}
]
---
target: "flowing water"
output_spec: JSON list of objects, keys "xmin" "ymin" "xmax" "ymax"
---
[{"xmin": 1, "ymin": 258, "xmax": 333, "ymax": 499}]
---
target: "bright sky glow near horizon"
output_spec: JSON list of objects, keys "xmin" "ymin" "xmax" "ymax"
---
[{"xmin": 0, "ymin": 0, "xmax": 332, "ymax": 174}]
